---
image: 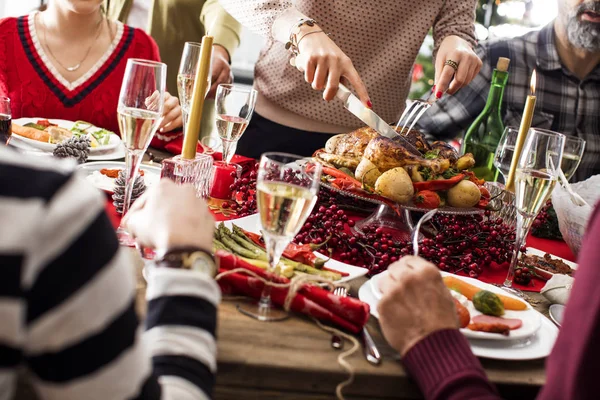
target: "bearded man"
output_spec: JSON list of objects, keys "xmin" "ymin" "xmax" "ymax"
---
[{"xmin": 418, "ymin": 0, "xmax": 600, "ymax": 182}]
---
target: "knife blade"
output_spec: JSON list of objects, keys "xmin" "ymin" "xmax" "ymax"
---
[{"xmin": 335, "ymin": 85, "xmax": 422, "ymax": 156}]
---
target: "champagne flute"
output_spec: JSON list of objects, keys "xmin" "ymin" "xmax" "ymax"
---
[
  {"xmin": 560, "ymin": 136, "xmax": 585, "ymax": 181},
  {"xmin": 493, "ymin": 126, "xmax": 519, "ymax": 184},
  {"xmin": 116, "ymin": 59, "xmax": 167, "ymax": 246},
  {"xmin": 237, "ymin": 153, "xmax": 322, "ymax": 321},
  {"xmin": 177, "ymin": 42, "xmax": 212, "ymax": 137},
  {"xmin": 215, "ymin": 84, "xmax": 257, "ymax": 164},
  {"xmin": 503, "ymin": 128, "xmax": 565, "ymax": 292},
  {"xmin": 0, "ymin": 97, "xmax": 11, "ymax": 146}
]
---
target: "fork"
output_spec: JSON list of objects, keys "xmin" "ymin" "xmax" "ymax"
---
[
  {"xmin": 412, "ymin": 209, "xmax": 438, "ymax": 257},
  {"xmin": 331, "ymin": 287, "xmax": 346, "ymax": 350},
  {"xmin": 395, "ymin": 91, "xmax": 436, "ymax": 137},
  {"xmin": 331, "ymin": 287, "xmax": 382, "ymax": 365}
]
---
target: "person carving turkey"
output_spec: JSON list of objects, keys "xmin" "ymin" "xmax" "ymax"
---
[{"xmin": 219, "ymin": 0, "xmax": 483, "ymax": 159}]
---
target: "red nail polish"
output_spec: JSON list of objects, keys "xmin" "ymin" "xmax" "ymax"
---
[
  {"xmin": 432, "ymin": 85, "xmax": 436, "ymax": 93},
  {"xmin": 367, "ymin": 100, "xmax": 373, "ymax": 108},
  {"xmin": 435, "ymin": 91, "xmax": 442, "ymax": 99}
]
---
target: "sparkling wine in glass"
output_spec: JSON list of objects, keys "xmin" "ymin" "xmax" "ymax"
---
[
  {"xmin": 116, "ymin": 59, "xmax": 166, "ymax": 246},
  {"xmin": 503, "ymin": 128, "xmax": 565, "ymax": 292},
  {"xmin": 493, "ymin": 126, "xmax": 519, "ymax": 184},
  {"xmin": 558, "ymin": 136, "xmax": 585, "ymax": 181},
  {"xmin": 237, "ymin": 153, "xmax": 322, "ymax": 322},
  {"xmin": 177, "ymin": 42, "xmax": 212, "ymax": 137},
  {"xmin": 215, "ymin": 84, "xmax": 257, "ymax": 164},
  {"xmin": 0, "ymin": 97, "xmax": 11, "ymax": 146}
]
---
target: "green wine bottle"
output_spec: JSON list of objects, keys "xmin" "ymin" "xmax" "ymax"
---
[{"xmin": 462, "ymin": 57, "xmax": 510, "ymax": 182}]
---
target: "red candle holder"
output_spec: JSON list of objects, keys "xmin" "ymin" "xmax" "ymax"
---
[{"xmin": 210, "ymin": 161, "xmax": 241, "ymax": 199}]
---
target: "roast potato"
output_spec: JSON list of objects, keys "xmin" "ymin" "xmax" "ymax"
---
[
  {"xmin": 355, "ymin": 158, "xmax": 382, "ymax": 187},
  {"xmin": 447, "ymin": 180, "xmax": 481, "ymax": 208},
  {"xmin": 374, "ymin": 167, "xmax": 414, "ymax": 204}
]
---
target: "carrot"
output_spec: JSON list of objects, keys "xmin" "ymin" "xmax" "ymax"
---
[{"xmin": 443, "ymin": 276, "xmax": 528, "ymax": 311}]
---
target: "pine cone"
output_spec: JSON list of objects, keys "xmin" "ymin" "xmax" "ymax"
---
[
  {"xmin": 113, "ymin": 170, "xmax": 147, "ymax": 215},
  {"xmin": 53, "ymin": 136, "xmax": 91, "ymax": 164}
]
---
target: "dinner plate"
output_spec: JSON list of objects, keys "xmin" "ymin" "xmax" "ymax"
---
[
  {"xmin": 78, "ymin": 161, "xmax": 162, "ymax": 192},
  {"xmin": 358, "ymin": 279, "xmax": 558, "ymax": 360},
  {"xmin": 9, "ymin": 136, "xmax": 126, "ymax": 161},
  {"xmin": 367, "ymin": 270, "xmax": 542, "ymax": 341},
  {"xmin": 221, "ymin": 213, "xmax": 368, "ymax": 283},
  {"xmin": 11, "ymin": 118, "xmax": 122, "ymax": 153}
]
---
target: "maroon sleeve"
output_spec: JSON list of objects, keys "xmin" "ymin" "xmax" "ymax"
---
[
  {"xmin": 402, "ymin": 329, "xmax": 500, "ymax": 400},
  {"xmin": 537, "ymin": 205, "xmax": 600, "ymax": 400}
]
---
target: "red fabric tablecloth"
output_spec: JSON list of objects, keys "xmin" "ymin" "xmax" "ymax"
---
[{"xmin": 105, "ymin": 149, "xmax": 576, "ymax": 293}]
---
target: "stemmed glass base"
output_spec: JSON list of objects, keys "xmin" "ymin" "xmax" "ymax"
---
[
  {"xmin": 237, "ymin": 298, "xmax": 289, "ymax": 322},
  {"xmin": 494, "ymin": 283, "xmax": 526, "ymax": 298}
]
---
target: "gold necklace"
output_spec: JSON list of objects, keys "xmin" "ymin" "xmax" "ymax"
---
[{"xmin": 39, "ymin": 12, "xmax": 104, "ymax": 72}]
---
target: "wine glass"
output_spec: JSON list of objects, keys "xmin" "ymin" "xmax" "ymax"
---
[
  {"xmin": 561, "ymin": 136, "xmax": 585, "ymax": 181},
  {"xmin": 116, "ymin": 59, "xmax": 167, "ymax": 246},
  {"xmin": 177, "ymin": 42, "xmax": 212, "ymax": 137},
  {"xmin": 493, "ymin": 126, "xmax": 519, "ymax": 184},
  {"xmin": 0, "ymin": 97, "xmax": 11, "ymax": 146},
  {"xmin": 503, "ymin": 128, "xmax": 565, "ymax": 292},
  {"xmin": 215, "ymin": 84, "xmax": 257, "ymax": 164},
  {"xmin": 237, "ymin": 153, "xmax": 322, "ymax": 321}
]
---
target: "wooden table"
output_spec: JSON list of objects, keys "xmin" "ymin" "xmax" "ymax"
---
[{"xmin": 132, "ymin": 250, "xmax": 548, "ymax": 400}]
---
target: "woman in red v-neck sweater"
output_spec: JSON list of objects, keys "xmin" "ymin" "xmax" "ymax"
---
[{"xmin": 0, "ymin": 8, "xmax": 180, "ymax": 148}]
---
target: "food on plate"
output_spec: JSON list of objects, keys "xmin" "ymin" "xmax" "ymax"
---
[
  {"xmin": 472, "ymin": 315, "xmax": 523, "ymax": 330},
  {"xmin": 520, "ymin": 252, "xmax": 574, "ymax": 276},
  {"xmin": 452, "ymin": 297, "xmax": 471, "ymax": 328},
  {"xmin": 99, "ymin": 168, "xmax": 145, "ymax": 179},
  {"xmin": 467, "ymin": 322, "xmax": 510, "ymax": 336},
  {"xmin": 414, "ymin": 190, "xmax": 441, "ymax": 209},
  {"xmin": 443, "ymin": 276, "xmax": 528, "ymax": 311},
  {"xmin": 355, "ymin": 158, "xmax": 382, "ymax": 187},
  {"xmin": 446, "ymin": 180, "xmax": 482, "ymax": 208},
  {"xmin": 12, "ymin": 119, "xmax": 114, "ymax": 147},
  {"xmin": 11, "ymin": 123, "xmax": 50, "ymax": 142},
  {"xmin": 214, "ymin": 223, "xmax": 345, "ymax": 281},
  {"xmin": 314, "ymin": 125, "xmax": 487, "ymax": 209},
  {"xmin": 47, "ymin": 126, "xmax": 73, "ymax": 143},
  {"xmin": 374, "ymin": 167, "xmax": 414, "ymax": 204},
  {"xmin": 71, "ymin": 120, "xmax": 113, "ymax": 147},
  {"xmin": 472, "ymin": 290, "xmax": 505, "ymax": 316}
]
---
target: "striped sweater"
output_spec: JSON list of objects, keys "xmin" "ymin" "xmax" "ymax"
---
[{"xmin": 0, "ymin": 147, "xmax": 218, "ymax": 400}]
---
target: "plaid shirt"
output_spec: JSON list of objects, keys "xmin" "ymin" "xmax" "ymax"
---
[{"xmin": 417, "ymin": 22, "xmax": 600, "ymax": 182}]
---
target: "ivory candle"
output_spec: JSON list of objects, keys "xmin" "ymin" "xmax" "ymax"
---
[
  {"xmin": 505, "ymin": 70, "xmax": 537, "ymax": 192},
  {"xmin": 181, "ymin": 35, "xmax": 213, "ymax": 159}
]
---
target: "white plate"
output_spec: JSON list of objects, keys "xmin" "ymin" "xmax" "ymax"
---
[
  {"xmin": 367, "ymin": 270, "xmax": 541, "ymax": 341},
  {"xmin": 78, "ymin": 161, "xmax": 162, "ymax": 192},
  {"xmin": 12, "ymin": 118, "xmax": 122, "ymax": 153},
  {"xmin": 9, "ymin": 137, "xmax": 126, "ymax": 160},
  {"xmin": 220, "ymin": 213, "xmax": 368, "ymax": 283},
  {"xmin": 358, "ymin": 280, "xmax": 558, "ymax": 360}
]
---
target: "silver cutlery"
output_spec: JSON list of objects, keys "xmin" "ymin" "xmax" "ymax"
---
[
  {"xmin": 331, "ymin": 287, "xmax": 382, "ymax": 365},
  {"xmin": 412, "ymin": 209, "xmax": 438, "ymax": 256},
  {"xmin": 395, "ymin": 90, "xmax": 436, "ymax": 137},
  {"xmin": 335, "ymin": 84, "xmax": 422, "ymax": 156}
]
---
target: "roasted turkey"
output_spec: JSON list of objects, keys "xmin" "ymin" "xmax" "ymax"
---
[{"xmin": 317, "ymin": 126, "xmax": 446, "ymax": 173}]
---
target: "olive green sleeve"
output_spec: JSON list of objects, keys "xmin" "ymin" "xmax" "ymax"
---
[{"xmin": 201, "ymin": 0, "xmax": 242, "ymax": 60}]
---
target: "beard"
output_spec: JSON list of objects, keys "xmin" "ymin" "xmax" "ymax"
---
[{"xmin": 565, "ymin": 1, "xmax": 600, "ymax": 51}]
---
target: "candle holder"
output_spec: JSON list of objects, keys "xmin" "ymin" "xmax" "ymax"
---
[
  {"xmin": 161, "ymin": 153, "xmax": 214, "ymax": 198},
  {"xmin": 210, "ymin": 160, "xmax": 242, "ymax": 199}
]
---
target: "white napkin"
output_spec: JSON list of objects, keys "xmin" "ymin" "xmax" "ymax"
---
[{"xmin": 540, "ymin": 274, "xmax": 574, "ymax": 305}]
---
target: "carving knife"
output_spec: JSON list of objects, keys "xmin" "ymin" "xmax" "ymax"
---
[{"xmin": 335, "ymin": 84, "xmax": 422, "ymax": 156}]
